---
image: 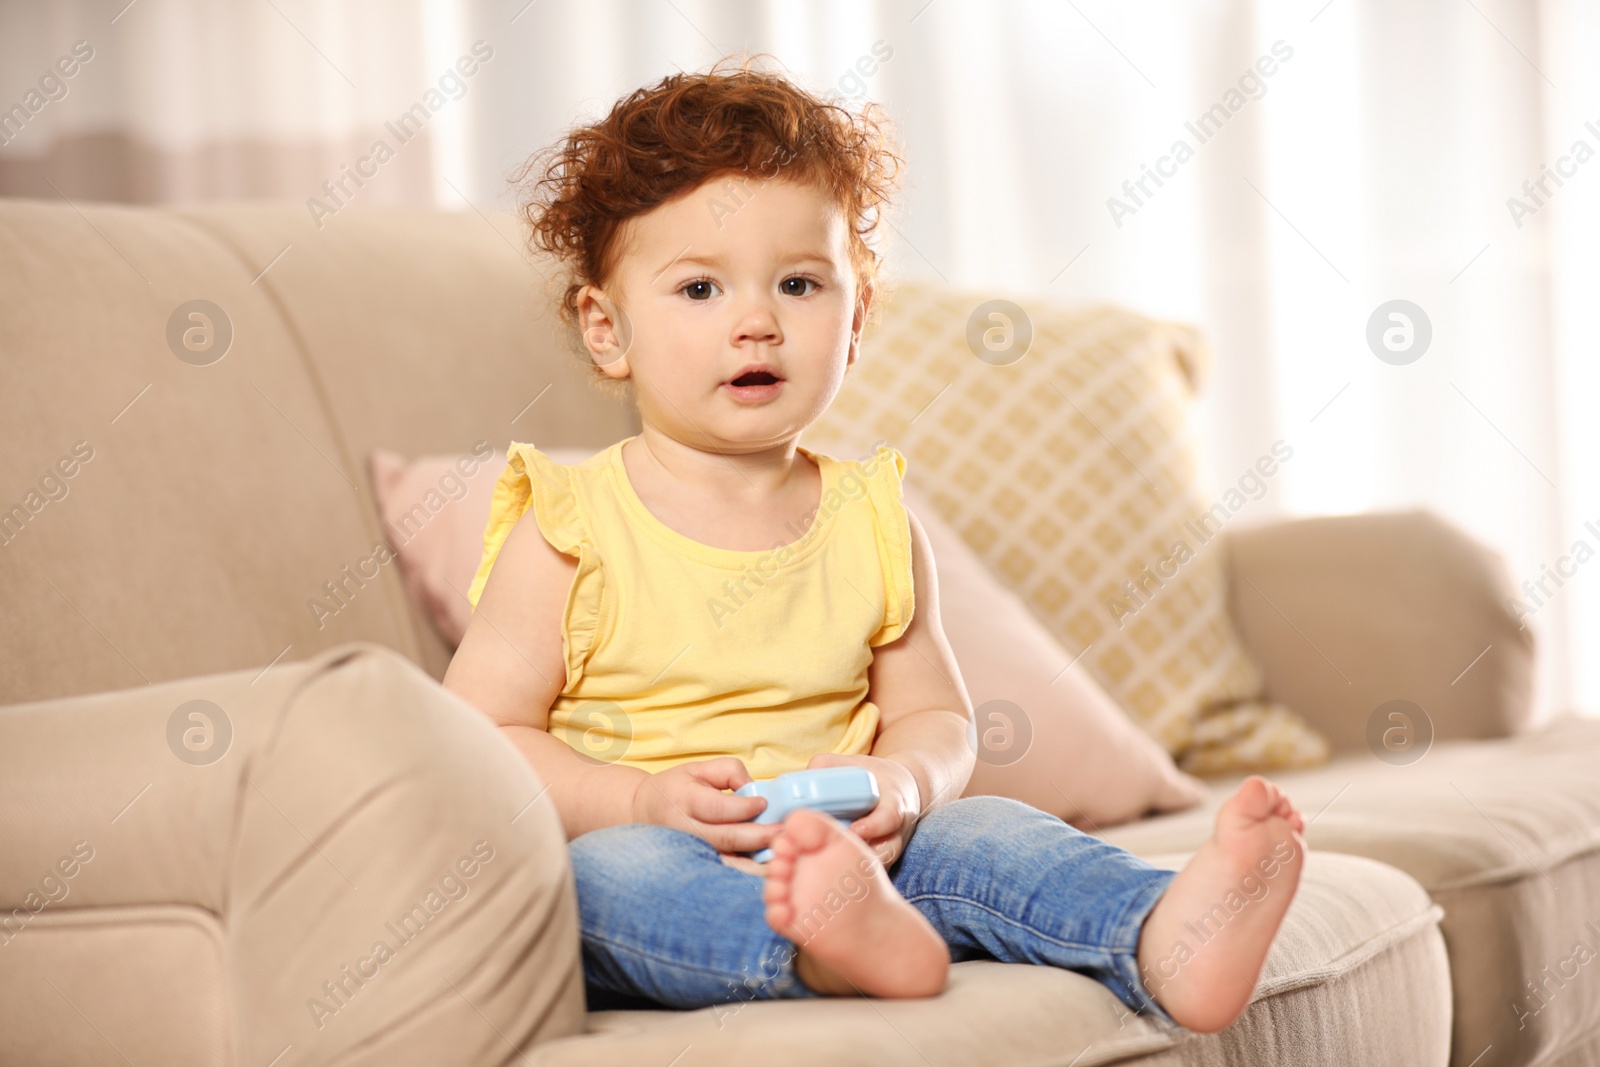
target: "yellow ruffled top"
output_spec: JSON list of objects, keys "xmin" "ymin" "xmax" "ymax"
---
[{"xmin": 466, "ymin": 435, "xmax": 914, "ymax": 779}]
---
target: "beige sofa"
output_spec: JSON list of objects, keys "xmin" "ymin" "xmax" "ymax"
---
[{"xmin": 2, "ymin": 200, "xmax": 1597, "ymax": 1067}]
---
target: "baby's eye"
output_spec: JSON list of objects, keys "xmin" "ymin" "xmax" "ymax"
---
[
  {"xmin": 681, "ymin": 278, "xmax": 721, "ymax": 301},
  {"xmin": 781, "ymin": 276, "xmax": 819, "ymax": 297}
]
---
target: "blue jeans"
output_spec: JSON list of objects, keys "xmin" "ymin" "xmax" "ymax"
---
[{"xmin": 569, "ymin": 794, "xmax": 1179, "ymax": 1021}]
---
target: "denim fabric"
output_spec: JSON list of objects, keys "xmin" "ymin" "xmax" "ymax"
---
[{"xmin": 570, "ymin": 794, "xmax": 1179, "ymax": 1021}]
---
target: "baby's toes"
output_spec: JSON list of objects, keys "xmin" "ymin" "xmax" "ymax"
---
[
  {"xmin": 769, "ymin": 852, "xmax": 797, "ymax": 883},
  {"xmin": 1224, "ymin": 776, "xmax": 1273, "ymax": 824},
  {"xmin": 767, "ymin": 830, "xmax": 801, "ymax": 863},
  {"xmin": 762, "ymin": 873, "xmax": 790, "ymax": 905},
  {"xmin": 762, "ymin": 866, "xmax": 794, "ymax": 928},
  {"xmin": 764, "ymin": 897, "xmax": 794, "ymax": 928},
  {"xmin": 782, "ymin": 808, "xmax": 834, "ymax": 851}
]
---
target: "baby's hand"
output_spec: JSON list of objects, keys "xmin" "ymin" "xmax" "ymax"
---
[
  {"xmin": 631, "ymin": 757, "xmax": 782, "ymax": 864},
  {"xmin": 807, "ymin": 753, "xmax": 922, "ymax": 869}
]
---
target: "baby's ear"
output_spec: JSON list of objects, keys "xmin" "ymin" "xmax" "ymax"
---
[
  {"xmin": 845, "ymin": 327, "xmax": 865, "ymax": 370},
  {"xmin": 576, "ymin": 286, "xmax": 634, "ymax": 378},
  {"xmin": 592, "ymin": 338, "xmax": 632, "ymax": 381}
]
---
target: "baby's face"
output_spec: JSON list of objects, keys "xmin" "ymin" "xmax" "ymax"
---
[{"xmin": 581, "ymin": 174, "xmax": 868, "ymax": 452}]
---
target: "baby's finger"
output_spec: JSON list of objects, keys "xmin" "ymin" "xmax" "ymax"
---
[
  {"xmin": 848, "ymin": 803, "xmax": 894, "ymax": 840},
  {"xmin": 685, "ymin": 782, "xmax": 767, "ymax": 825},
  {"xmin": 699, "ymin": 818, "xmax": 783, "ymax": 855},
  {"xmin": 684, "ymin": 757, "xmax": 754, "ymax": 792},
  {"xmin": 719, "ymin": 853, "xmax": 770, "ymax": 877},
  {"xmin": 863, "ymin": 834, "xmax": 898, "ymax": 869}
]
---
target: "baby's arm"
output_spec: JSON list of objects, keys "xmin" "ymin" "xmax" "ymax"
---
[
  {"xmin": 443, "ymin": 509, "xmax": 647, "ymax": 840},
  {"xmin": 814, "ymin": 506, "xmax": 976, "ymax": 867},
  {"xmin": 863, "ymin": 505, "xmax": 976, "ymax": 813}
]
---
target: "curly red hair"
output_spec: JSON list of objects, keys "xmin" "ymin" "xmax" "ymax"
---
[{"xmin": 510, "ymin": 52, "xmax": 905, "ymax": 374}]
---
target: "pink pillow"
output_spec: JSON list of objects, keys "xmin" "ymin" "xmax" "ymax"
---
[
  {"xmin": 369, "ymin": 445, "xmax": 1204, "ymax": 827},
  {"xmin": 367, "ymin": 444, "xmax": 511, "ymax": 647}
]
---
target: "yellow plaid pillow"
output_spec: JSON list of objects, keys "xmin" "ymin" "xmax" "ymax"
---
[{"xmin": 807, "ymin": 280, "xmax": 1328, "ymax": 775}]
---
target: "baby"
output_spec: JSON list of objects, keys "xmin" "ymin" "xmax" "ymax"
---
[{"xmin": 443, "ymin": 55, "xmax": 1305, "ymax": 1033}]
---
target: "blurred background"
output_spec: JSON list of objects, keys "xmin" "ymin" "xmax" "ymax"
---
[{"xmin": 3, "ymin": 0, "xmax": 1595, "ymax": 723}]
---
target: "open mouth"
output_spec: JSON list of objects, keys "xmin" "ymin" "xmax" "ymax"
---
[{"xmin": 730, "ymin": 370, "xmax": 782, "ymax": 386}]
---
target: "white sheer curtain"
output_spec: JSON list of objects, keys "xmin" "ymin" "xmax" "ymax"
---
[
  {"xmin": 0, "ymin": 0, "xmax": 440, "ymax": 201},
  {"xmin": 4, "ymin": 0, "xmax": 1593, "ymax": 719}
]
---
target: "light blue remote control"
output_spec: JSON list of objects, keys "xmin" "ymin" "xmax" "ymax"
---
[{"xmin": 735, "ymin": 766, "xmax": 880, "ymax": 863}]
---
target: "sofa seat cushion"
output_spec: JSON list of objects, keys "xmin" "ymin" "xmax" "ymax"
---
[
  {"xmin": 1100, "ymin": 717, "xmax": 1600, "ymax": 1067},
  {"xmin": 526, "ymin": 851, "xmax": 1447, "ymax": 1066}
]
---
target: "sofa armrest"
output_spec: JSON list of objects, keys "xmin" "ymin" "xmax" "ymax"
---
[
  {"xmin": 1220, "ymin": 509, "xmax": 1535, "ymax": 752},
  {"xmin": 0, "ymin": 641, "xmax": 584, "ymax": 1065}
]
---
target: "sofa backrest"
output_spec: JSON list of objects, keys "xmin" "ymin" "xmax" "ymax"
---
[{"xmin": 0, "ymin": 201, "xmax": 638, "ymax": 705}]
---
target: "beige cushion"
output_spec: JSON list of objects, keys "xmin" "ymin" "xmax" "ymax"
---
[
  {"xmin": 0, "ymin": 200, "xmax": 639, "ymax": 709},
  {"xmin": 170, "ymin": 205, "xmax": 640, "ymax": 681},
  {"xmin": 1223, "ymin": 510, "xmax": 1536, "ymax": 748},
  {"xmin": 805, "ymin": 282, "xmax": 1329, "ymax": 775},
  {"xmin": 368, "ymin": 446, "xmax": 1207, "ymax": 829},
  {"xmin": 0, "ymin": 201, "xmax": 415, "ymax": 704},
  {"xmin": 0, "ymin": 642, "xmax": 585, "ymax": 1066},
  {"xmin": 526, "ymin": 852, "xmax": 1449, "ymax": 1067},
  {"xmin": 1099, "ymin": 717, "xmax": 1600, "ymax": 1067}
]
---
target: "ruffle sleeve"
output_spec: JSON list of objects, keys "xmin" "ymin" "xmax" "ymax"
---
[
  {"xmin": 864, "ymin": 444, "xmax": 915, "ymax": 647},
  {"xmin": 466, "ymin": 442, "xmax": 603, "ymax": 690}
]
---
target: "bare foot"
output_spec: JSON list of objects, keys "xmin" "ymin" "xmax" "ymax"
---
[
  {"xmin": 761, "ymin": 808, "xmax": 949, "ymax": 999},
  {"xmin": 1136, "ymin": 776, "xmax": 1307, "ymax": 1032}
]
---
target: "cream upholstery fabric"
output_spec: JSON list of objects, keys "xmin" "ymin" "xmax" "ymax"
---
[
  {"xmin": 0, "ymin": 642, "xmax": 585, "ymax": 1065},
  {"xmin": 805, "ymin": 282, "xmax": 1329, "ymax": 774},
  {"xmin": 0, "ymin": 201, "xmax": 638, "ymax": 708},
  {"xmin": 1101, "ymin": 718, "xmax": 1600, "ymax": 1067},
  {"xmin": 0, "ymin": 203, "xmax": 412, "ymax": 701},
  {"xmin": 1224, "ymin": 510, "xmax": 1536, "ymax": 747}
]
